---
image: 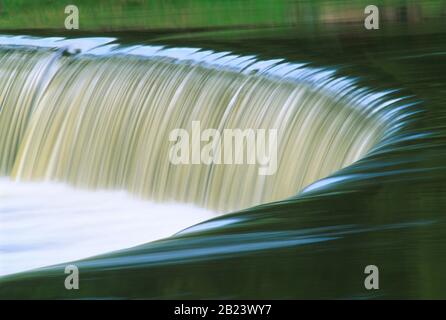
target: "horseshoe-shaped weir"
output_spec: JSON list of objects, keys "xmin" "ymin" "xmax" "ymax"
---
[{"xmin": 0, "ymin": 36, "xmax": 409, "ymax": 276}]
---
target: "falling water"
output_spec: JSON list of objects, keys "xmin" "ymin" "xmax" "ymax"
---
[
  {"xmin": 0, "ymin": 36, "xmax": 399, "ymax": 213},
  {"xmin": 0, "ymin": 49, "xmax": 62, "ymax": 175}
]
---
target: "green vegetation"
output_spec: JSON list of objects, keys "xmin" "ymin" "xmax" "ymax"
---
[{"xmin": 0, "ymin": 0, "xmax": 444, "ymax": 31}]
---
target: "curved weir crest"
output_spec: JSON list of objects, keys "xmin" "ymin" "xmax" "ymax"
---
[
  {"xmin": 0, "ymin": 36, "xmax": 405, "ymax": 212},
  {"xmin": 0, "ymin": 36, "xmax": 409, "ymax": 275}
]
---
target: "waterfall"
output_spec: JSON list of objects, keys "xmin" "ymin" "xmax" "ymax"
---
[{"xmin": 0, "ymin": 36, "xmax": 400, "ymax": 212}]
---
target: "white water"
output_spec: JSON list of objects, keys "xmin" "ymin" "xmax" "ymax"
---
[{"xmin": 0, "ymin": 179, "xmax": 214, "ymax": 276}]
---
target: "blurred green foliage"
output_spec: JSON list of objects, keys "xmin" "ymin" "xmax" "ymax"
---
[{"xmin": 0, "ymin": 0, "xmax": 444, "ymax": 31}]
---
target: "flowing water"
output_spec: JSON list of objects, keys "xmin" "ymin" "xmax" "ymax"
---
[
  {"xmin": 0, "ymin": 16, "xmax": 446, "ymax": 299},
  {"xmin": 0, "ymin": 36, "xmax": 403, "ymax": 276},
  {"xmin": 1, "ymin": 36, "xmax": 397, "ymax": 213}
]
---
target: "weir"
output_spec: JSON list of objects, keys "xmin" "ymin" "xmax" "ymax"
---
[{"xmin": 0, "ymin": 36, "xmax": 403, "ymax": 212}]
